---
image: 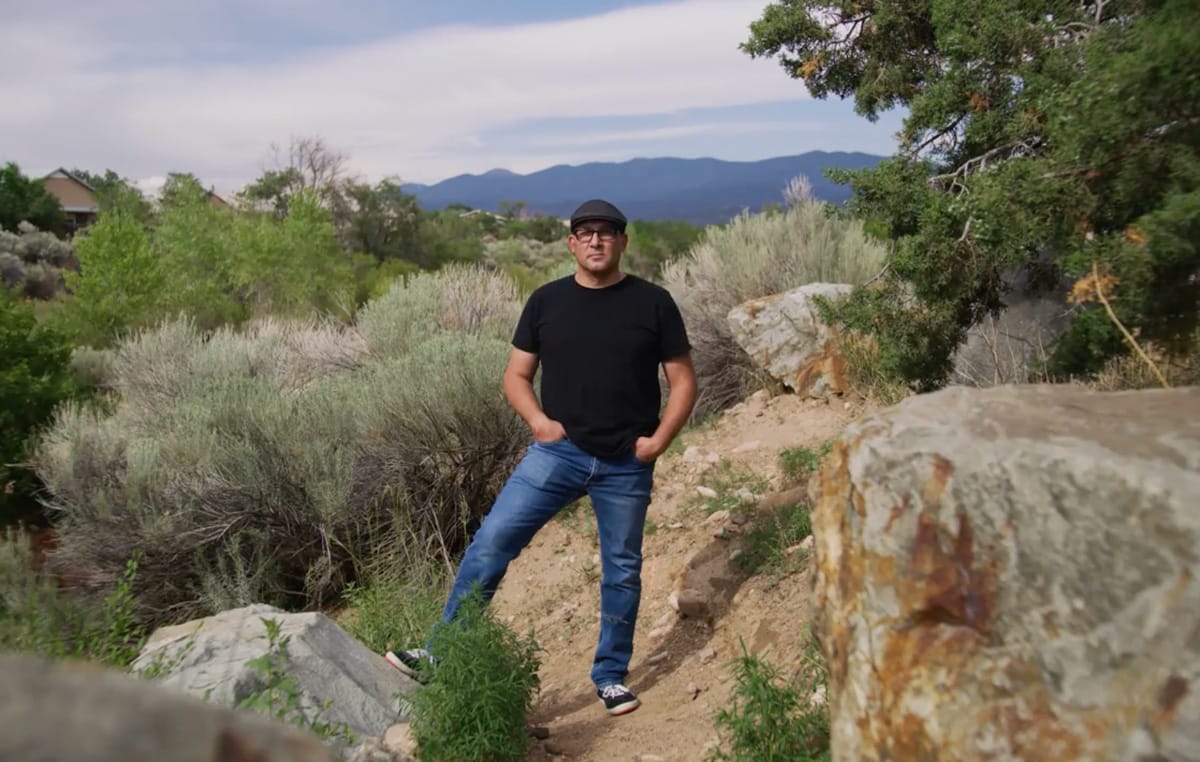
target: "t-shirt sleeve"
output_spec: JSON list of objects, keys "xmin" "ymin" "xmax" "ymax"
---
[
  {"xmin": 657, "ymin": 292, "xmax": 691, "ymax": 360},
  {"xmin": 512, "ymin": 291, "xmax": 540, "ymax": 353}
]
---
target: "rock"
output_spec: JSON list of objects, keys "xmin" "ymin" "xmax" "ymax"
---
[
  {"xmin": 683, "ymin": 446, "xmax": 705, "ymax": 463},
  {"xmin": 647, "ymin": 651, "xmax": 670, "ymax": 665},
  {"xmin": 696, "ymin": 485, "xmax": 718, "ymax": 499},
  {"xmin": 732, "ymin": 440, "xmax": 760, "ymax": 454},
  {"xmin": 132, "ymin": 605, "xmax": 413, "ymax": 741},
  {"xmin": 687, "ymin": 682, "xmax": 702, "ymax": 700},
  {"xmin": 704, "ymin": 509, "xmax": 730, "ymax": 525},
  {"xmin": 813, "ymin": 385, "xmax": 1200, "ymax": 761},
  {"xmin": 727, "ymin": 283, "xmax": 852, "ymax": 396},
  {"xmin": 674, "ymin": 588, "xmax": 709, "ymax": 619},
  {"xmin": 0, "ymin": 652, "xmax": 335, "ymax": 762},
  {"xmin": 735, "ymin": 487, "xmax": 757, "ymax": 505},
  {"xmin": 699, "ymin": 647, "xmax": 718, "ymax": 665},
  {"xmin": 382, "ymin": 724, "xmax": 417, "ymax": 756}
]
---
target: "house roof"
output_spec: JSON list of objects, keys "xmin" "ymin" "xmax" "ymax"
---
[{"xmin": 41, "ymin": 168, "xmax": 100, "ymax": 213}]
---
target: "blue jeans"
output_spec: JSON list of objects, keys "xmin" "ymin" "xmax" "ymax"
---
[{"xmin": 440, "ymin": 437, "xmax": 655, "ymax": 688}]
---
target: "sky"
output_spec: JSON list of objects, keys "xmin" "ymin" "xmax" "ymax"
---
[{"xmin": 0, "ymin": 0, "xmax": 904, "ymax": 196}]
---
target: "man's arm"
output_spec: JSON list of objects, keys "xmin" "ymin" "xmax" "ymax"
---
[
  {"xmin": 503, "ymin": 347, "xmax": 567, "ymax": 442},
  {"xmin": 634, "ymin": 353, "xmax": 697, "ymax": 462}
]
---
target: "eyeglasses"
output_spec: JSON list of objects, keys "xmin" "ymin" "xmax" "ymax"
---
[{"xmin": 572, "ymin": 227, "xmax": 620, "ymax": 242}]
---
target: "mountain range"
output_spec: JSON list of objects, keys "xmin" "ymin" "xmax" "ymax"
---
[{"xmin": 402, "ymin": 152, "xmax": 884, "ymax": 225}]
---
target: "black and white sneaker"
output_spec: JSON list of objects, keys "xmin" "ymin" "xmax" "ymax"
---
[
  {"xmin": 596, "ymin": 683, "xmax": 640, "ymax": 716},
  {"xmin": 385, "ymin": 648, "xmax": 435, "ymax": 682}
]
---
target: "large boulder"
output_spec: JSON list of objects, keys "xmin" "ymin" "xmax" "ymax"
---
[
  {"xmin": 727, "ymin": 283, "xmax": 852, "ymax": 397},
  {"xmin": 132, "ymin": 604, "xmax": 416, "ymax": 743},
  {"xmin": 813, "ymin": 385, "xmax": 1200, "ymax": 761},
  {"xmin": 0, "ymin": 652, "xmax": 335, "ymax": 762}
]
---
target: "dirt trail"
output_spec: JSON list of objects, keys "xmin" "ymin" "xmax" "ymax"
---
[{"xmin": 487, "ymin": 392, "xmax": 877, "ymax": 761}]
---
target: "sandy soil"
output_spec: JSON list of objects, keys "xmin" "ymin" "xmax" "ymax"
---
[{"xmin": 484, "ymin": 391, "xmax": 879, "ymax": 761}]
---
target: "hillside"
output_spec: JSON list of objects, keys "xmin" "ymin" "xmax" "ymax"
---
[
  {"xmin": 402, "ymin": 153, "xmax": 884, "ymax": 225},
  {"xmin": 486, "ymin": 390, "xmax": 878, "ymax": 761}
]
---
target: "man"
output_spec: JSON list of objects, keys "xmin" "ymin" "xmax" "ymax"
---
[{"xmin": 386, "ymin": 199, "xmax": 696, "ymax": 716}]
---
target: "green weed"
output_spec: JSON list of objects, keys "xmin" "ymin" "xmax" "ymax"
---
[
  {"xmin": 709, "ymin": 637, "xmax": 830, "ymax": 762},
  {"xmin": 410, "ymin": 591, "xmax": 542, "ymax": 762}
]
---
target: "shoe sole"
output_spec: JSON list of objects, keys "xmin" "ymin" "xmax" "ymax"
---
[
  {"xmin": 384, "ymin": 652, "xmax": 425, "ymax": 682},
  {"xmin": 604, "ymin": 698, "xmax": 640, "ymax": 716}
]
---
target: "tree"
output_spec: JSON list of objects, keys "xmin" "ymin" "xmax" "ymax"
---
[
  {"xmin": 744, "ymin": 0, "xmax": 1200, "ymax": 385},
  {"xmin": 240, "ymin": 136, "xmax": 352, "ymax": 216},
  {"xmin": 0, "ymin": 163, "xmax": 65, "ymax": 236},
  {"xmin": 70, "ymin": 168, "xmax": 153, "ymax": 222},
  {"xmin": 333, "ymin": 178, "xmax": 424, "ymax": 262},
  {"xmin": 63, "ymin": 211, "xmax": 167, "ymax": 347}
]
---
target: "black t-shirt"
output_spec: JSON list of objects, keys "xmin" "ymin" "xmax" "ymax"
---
[{"xmin": 512, "ymin": 274, "xmax": 691, "ymax": 458}]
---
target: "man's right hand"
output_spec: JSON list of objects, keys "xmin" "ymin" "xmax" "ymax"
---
[{"xmin": 531, "ymin": 416, "xmax": 567, "ymax": 443}]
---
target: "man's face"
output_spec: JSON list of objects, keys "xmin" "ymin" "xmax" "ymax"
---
[{"xmin": 568, "ymin": 221, "xmax": 627, "ymax": 277}]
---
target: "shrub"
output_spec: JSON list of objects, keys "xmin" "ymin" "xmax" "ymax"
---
[
  {"xmin": 663, "ymin": 178, "xmax": 887, "ymax": 416},
  {"xmin": 0, "ymin": 531, "xmax": 145, "ymax": 667},
  {"xmin": 710, "ymin": 638, "xmax": 830, "ymax": 762},
  {"xmin": 410, "ymin": 592, "xmax": 541, "ymax": 762},
  {"xmin": 33, "ymin": 316, "xmax": 525, "ymax": 627},
  {"xmin": 355, "ymin": 264, "xmax": 521, "ymax": 359},
  {"xmin": 340, "ymin": 561, "xmax": 447, "ymax": 656},
  {"xmin": 0, "ymin": 291, "xmax": 78, "ymax": 523},
  {"xmin": 351, "ymin": 333, "xmax": 527, "ymax": 557}
]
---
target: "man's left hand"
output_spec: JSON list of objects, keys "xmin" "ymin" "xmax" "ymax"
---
[{"xmin": 633, "ymin": 436, "xmax": 666, "ymax": 464}]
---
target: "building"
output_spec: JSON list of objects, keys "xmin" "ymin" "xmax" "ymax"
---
[{"xmin": 40, "ymin": 169, "xmax": 100, "ymax": 235}]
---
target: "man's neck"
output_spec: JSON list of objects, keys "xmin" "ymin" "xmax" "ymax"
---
[{"xmin": 574, "ymin": 269, "xmax": 626, "ymax": 289}]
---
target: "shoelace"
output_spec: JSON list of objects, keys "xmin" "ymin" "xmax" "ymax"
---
[{"xmin": 600, "ymin": 684, "xmax": 631, "ymax": 699}]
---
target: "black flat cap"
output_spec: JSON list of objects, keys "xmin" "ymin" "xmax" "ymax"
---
[{"xmin": 570, "ymin": 199, "xmax": 627, "ymax": 232}]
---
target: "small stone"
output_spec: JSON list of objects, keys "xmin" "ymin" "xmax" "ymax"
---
[
  {"xmin": 736, "ymin": 488, "xmax": 757, "ymax": 505},
  {"xmin": 699, "ymin": 647, "xmax": 718, "ymax": 664},
  {"xmin": 647, "ymin": 651, "xmax": 670, "ymax": 665},
  {"xmin": 675, "ymin": 588, "xmax": 708, "ymax": 619},
  {"xmin": 728, "ymin": 549, "xmax": 744, "ymax": 562},
  {"xmin": 732, "ymin": 440, "xmax": 760, "ymax": 454},
  {"xmin": 667, "ymin": 593, "xmax": 680, "ymax": 611},
  {"xmin": 683, "ymin": 446, "xmax": 705, "ymax": 463},
  {"xmin": 704, "ymin": 509, "xmax": 730, "ymax": 525},
  {"xmin": 808, "ymin": 684, "xmax": 827, "ymax": 708},
  {"xmin": 696, "ymin": 485, "xmax": 718, "ymax": 499},
  {"xmin": 705, "ymin": 451, "xmax": 722, "ymax": 464},
  {"xmin": 668, "ymin": 521, "xmax": 684, "ymax": 529},
  {"xmin": 687, "ymin": 682, "xmax": 702, "ymax": 700},
  {"xmin": 648, "ymin": 626, "xmax": 671, "ymax": 640},
  {"xmin": 654, "ymin": 611, "xmax": 674, "ymax": 627}
]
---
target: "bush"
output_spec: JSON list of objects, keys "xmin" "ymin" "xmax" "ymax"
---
[
  {"xmin": 355, "ymin": 264, "xmax": 521, "ymax": 359},
  {"xmin": 33, "ymin": 314, "xmax": 525, "ymax": 628},
  {"xmin": 0, "ymin": 291, "xmax": 78, "ymax": 523},
  {"xmin": 710, "ymin": 639, "xmax": 830, "ymax": 762},
  {"xmin": 0, "ymin": 531, "xmax": 145, "ymax": 667},
  {"xmin": 663, "ymin": 178, "xmax": 887, "ymax": 416},
  {"xmin": 410, "ymin": 592, "xmax": 541, "ymax": 762}
]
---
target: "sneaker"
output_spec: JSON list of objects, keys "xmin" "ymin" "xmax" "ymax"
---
[
  {"xmin": 385, "ymin": 648, "xmax": 434, "ymax": 682},
  {"xmin": 596, "ymin": 683, "xmax": 640, "ymax": 716}
]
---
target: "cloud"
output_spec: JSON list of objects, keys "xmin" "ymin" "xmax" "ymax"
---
[{"xmin": 0, "ymin": 0, "xmax": 871, "ymax": 191}]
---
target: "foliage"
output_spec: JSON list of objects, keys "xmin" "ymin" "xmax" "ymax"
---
[
  {"xmin": 710, "ymin": 638, "xmax": 831, "ymax": 762},
  {"xmin": 416, "ymin": 208, "xmax": 487, "ymax": 268},
  {"xmin": 625, "ymin": 218, "xmax": 704, "ymax": 280},
  {"xmin": 355, "ymin": 264, "xmax": 521, "ymax": 359},
  {"xmin": 0, "ymin": 533, "xmax": 145, "ymax": 668},
  {"xmin": 778, "ymin": 442, "xmax": 831, "ymax": 487},
  {"xmin": 0, "ymin": 291, "xmax": 79, "ymax": 522},
  {"xmin": 339, "ymin": 563, "xmax": 447, "ymax": 656},
  {"xmin": 334, "ymin": 178, "xmax": 423, "ymax": 262},
  {"xmin": 0, "ymin": 225, "xmax": 78, "ymax": 299},
  {"xmin": 689, "ymin": 460, "xmax": 769, "ymax": 517},
  {"xmin": 236, "ymin": 617, "xmax": 357, "ymax": 745},
  {"xmin": 662, "ymin": 178, "xmax": 887, "ymax": 416},
  {"xmin": 0, "ymin": 162, "xmax": 65, "ymax": 236},
  {"xmin": 409, "ymin": 591, "xmax": 542, "ymax": 762},
  {"xmin": 32, "ymin": 312, "xmax": 525, "ymax": 628},
  {"xmin": 69, "ymin": 168, "xmax": 153, "ymax": 222},
  {"xmin": 62, "ymin": 211, "xmax": 167, "ymax": 346},
  {"xmin": 737, "ymin": 501, "xmax": 813, "ymax": 579},
  {"xmin": 744, "ymin": 0, "xmax": 1200, "ymax": 387}
]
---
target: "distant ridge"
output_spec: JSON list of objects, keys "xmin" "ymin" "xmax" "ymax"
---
[{"xmin": 402, "ymin": 152, "xmax": 884, "ymax": 225}]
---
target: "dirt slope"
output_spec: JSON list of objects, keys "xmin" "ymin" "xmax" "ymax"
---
[{"xmin": 487, "ymin": 391, "xmax": 878, "ymax": 761}]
